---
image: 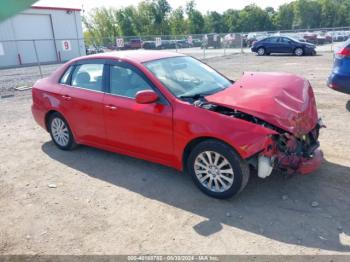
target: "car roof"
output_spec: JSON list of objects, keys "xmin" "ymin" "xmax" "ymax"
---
[{"xmin": 76, "ymin": 50, "xmax": 185, "ymax": 63}]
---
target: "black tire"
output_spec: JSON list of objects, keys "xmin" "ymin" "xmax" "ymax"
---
[
  {"xmin": 257, "ymin": 47, "xmax": 265, "ymax": 56},
  {"xmin": 294, "ymin": 47, "xmax": 304, "ymax": 56},
  {"xmin": 346, "ymin": 100, "xmax": 350, "ymax": 112},
  {"xmin": 187, "ymin": 139, "xmax": 250, "ymax": 199},
  {"xmin": 48, "ymin": 112, "xmax": 77, "ymax": 150}
]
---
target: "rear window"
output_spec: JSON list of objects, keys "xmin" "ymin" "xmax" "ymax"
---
[
  {"xmin": 59, "ymin": 66, "xmax": 74, "ymax": 84},
  {"xmin": 71, "ymin": 64, "xmax": 104, "ymax": 92}
]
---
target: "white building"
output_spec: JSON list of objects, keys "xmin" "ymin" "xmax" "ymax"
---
[{"xmin": 0, "ymin": 6, "xmax": 85, "ymax": 68}]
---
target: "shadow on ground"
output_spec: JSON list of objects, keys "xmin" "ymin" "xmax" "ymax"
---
[{"xmin": 42, "ymin": 142, "xmax": 350, "ymax": 252}]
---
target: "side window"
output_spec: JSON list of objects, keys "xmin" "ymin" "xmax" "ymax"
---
[
  {"xmin": 271, "ymin": 37, "xmax": 279, "ymax": 43},
  {"xmin": 59, "ymin": 66, "xmax": 73, "ymax": 84},
  {"xmin": 266, "ymin": 37, "xmax": 278, "ymax": 43},
  {"xmin": 109, "ymin": 64, "xmax": 152, "ymax": 98},
  {"xmin": 71, "ymin": 64, "xmax": 104, "ymax": 91},
  {"xmin": 279, "ymin": 37, "xmax": 291, "ymax": 43}
]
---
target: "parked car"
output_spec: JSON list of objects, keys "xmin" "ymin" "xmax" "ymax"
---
[
  {"xmin": 202, "ymin": 33, "xmax": 221, "ymax": 49},
  {"xmin": 251, "ymin": 36, "xmax": 316, "ymax": 56},
  {"xmin": 124, "ymin": 39, "xmax": 142, "ymax": 50},
  {"xmin": 142, "ymin": 41, "xmax": 157, "ymax": 50},
  {"xmin": 86, "ymin": 46, "xmax": 104, "ymax": 55},
  {"xmin": 192, "ymin": 39, "xmax": 202, "ymax": 47},
  {"xmin": 161, "ymin": 40, "xmax": 177, "ymax": 49},
  {"xmin": 176, "ymin": 39, "xmax": 191, "ymax": 48},
  {"xmin": 328, "ymin": 38, "xmax": 350, "ymax": 110},
  {"xmin": 31, "ymin": 50, "xmax": 323, "ymax": 199},
  {"xmin": 303, "ymin": 32, "xmax": 318, "ymax": 44},
  {"xmin": 222, "ymin": 33, "xmax": 242, "ymax": 48},
  {"xmin": 246, "ymin": 32, "xmax": 268, "ymax": 47},
  {"xmin": 310, "ymin": 31, "xmax": 332, "ymax": 45},
  {"xmin": 331, "ymin": 31, "xmax": 349, "ymax": 42}
]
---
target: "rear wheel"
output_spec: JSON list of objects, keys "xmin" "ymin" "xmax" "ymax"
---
[
  {"xmin": 257, "ymin": 47, "xmax": 265, "ymax": 56},
  {"xmin": 187, "ymin": 140, "xmax": 250, "ymax": 199},
  {"xmin": 294, "ymin": 47, "xmax": 304, "ymax": 56},
  {"xmin": 48, "ymin": 113, "xmax": 76, "ymax": 150}
]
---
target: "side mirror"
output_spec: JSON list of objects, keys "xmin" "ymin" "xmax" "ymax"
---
[{"xmin": 135, "ymin": 90, "xmax": 159, "ymax": 104}]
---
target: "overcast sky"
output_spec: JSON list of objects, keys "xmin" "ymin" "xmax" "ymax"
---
[{"xmin": 35, "ymin": 0, "xmax": 293, "ymax": 13}]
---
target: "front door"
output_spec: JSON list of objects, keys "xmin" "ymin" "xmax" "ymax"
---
[
  {"xmin": 103, "ymin": 62, "xmax": 174, "ymax": 163},
  {"xmin": 278, "ymin": 37, "xmax": 294, "ymax": 53}
]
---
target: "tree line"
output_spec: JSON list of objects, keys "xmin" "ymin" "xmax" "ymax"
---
[{"xmin": 83, "ymin": 0, "xmax": 350, "ymax": 42}]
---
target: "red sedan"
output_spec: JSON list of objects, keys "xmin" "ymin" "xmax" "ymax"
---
[{"xmin": 32, "ymin": 50, "xmax": 323, "ymax": 199}]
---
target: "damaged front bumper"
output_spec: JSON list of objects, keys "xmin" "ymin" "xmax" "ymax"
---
[
  {"xmin": 256, "ymin": 120, "xmax": 324, "ymax": 178},
  {"xmin": 296, "ymin": 149, "xmax": 323, "ymax": 175}
]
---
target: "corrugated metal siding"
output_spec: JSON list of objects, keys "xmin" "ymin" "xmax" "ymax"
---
[
  {"xmin": 0, "ymin": 19, "xmax": 16, "ymax": 41},
  {"xmin": 12, "ymin": 14, "xmax": 53, "ymax": 39},
  {"xmin": 0, "ymin": 7, "xmax": 85, "ymax": 68}
]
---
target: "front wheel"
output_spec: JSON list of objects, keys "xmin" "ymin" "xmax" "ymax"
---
[
  {"xmin": 294, "ymin": 47, "xmax": 304, "ymax": 56},
  {"xmin": 187, "ymin": 140, "xmax": 250, "ymax": 199},
  {"xmin": 257, "ymin": 47, "xmax": 265, "ymax": 56},
  {"xmin": 48, "ymin": 113, "xmax": 77, "ymax": 150}
]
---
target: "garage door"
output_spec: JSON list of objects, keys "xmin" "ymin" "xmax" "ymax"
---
[{"xmin": 13, "ymin": 14, "xmax": 57, "ymax": 64}]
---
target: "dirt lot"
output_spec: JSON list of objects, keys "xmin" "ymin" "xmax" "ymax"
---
[{"xmin": 0, "ymin": 52, "xmax": 350, "ymax": 255}]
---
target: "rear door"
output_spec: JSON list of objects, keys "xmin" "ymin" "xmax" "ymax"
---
[
  {"xmin": 264, "ymin": 37, "xmax": 279, "ymax": 53},
  {"xmin": 103, "ymin": 61, "xmax": 174, "ymax": 163},
  {"xmin": 59, "ymin": 60, "xmax": 106, "ymax": 145}
]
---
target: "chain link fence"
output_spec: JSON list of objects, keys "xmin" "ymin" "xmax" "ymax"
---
[
  {"xmin": 84, "ymin": 26, "xmax": 350, "ymax": 59},
  {"xmin": 1, "ymin": 26, "xmax": 350, "ymax": 99},
  {"xmin": 0, "ymin": 37, "xmax": 84, "ymax": 98}
]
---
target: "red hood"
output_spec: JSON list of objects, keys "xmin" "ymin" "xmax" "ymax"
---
[{"xmin": 206, "ymin": 72, "xmax": 318, "ymax": 136}]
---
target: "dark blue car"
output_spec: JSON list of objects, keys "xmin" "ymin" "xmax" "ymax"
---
[
  {"xmin": 251, "ymin": 36, "xmax": 316, "ymax": 56},
  {"xmin": 328, "ymin": 38, "xmax": 350, "ymax": 95}
]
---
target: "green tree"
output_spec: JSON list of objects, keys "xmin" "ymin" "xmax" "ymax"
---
[
  {"xmin": 82, "ymin": 0, "xmax": 350, "ymax": 39},
  {"xmin": 186, "ymin": 0, "xmax": 205, "ymax": 34},
  {"xmin": 204, "ymin": 11, "xmax": 224, "ymax": 33},
  {"xmin": 153, "ymin": 0, "xmax": 172, "ymax": 34},
  {"xmin": 273, "ymin": 3, "xmax": 295, "ymax": 29},
  {"xmin": 265, "ymin": 7, "xmax": 275, "ymax": 17},
  {"xmin": 169, "ymin": 7, "xmax": 186, "ymax": 35},
  {"xmin": 115, "ymin": 6, "xmax": 137, "ymax": 36},
  {"xmin": 238, "ymin": 4, "xmax": 274, "ymax": 32},
  {"xmin": 83, "ymin": 7, "xmax": 118, "ymax": 45},
  {"xmin": 293, "ymin": 0, "xmax": 321, "ymax": 28},
  {"xmin": 222, "ymin": 9, "xmax": 240, "ymax": 32}
]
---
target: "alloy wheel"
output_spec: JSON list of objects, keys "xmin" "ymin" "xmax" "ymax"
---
[
  {"xmin": 257, "ymin": 48, "xmax": 265, "ymax": 55},
  {"xmin": 194, "ymin": 151, "xmax": 235, "ymax": 193},
  {"xmin": 51, "ymin": 117, "xmax": 70, "ymax": 147},
  {"xmin": 295, "ymin": 48, "xmax": 303, "ymax": 56}
]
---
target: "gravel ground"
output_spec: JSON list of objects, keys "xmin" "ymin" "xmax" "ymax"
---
[
  {"xmin": 0, "ymin": 52, "xmax": 350, "ymax": 255},
  {"xmin": 0, "ymin": 64, "xmax": 60, "ymax": 97}
]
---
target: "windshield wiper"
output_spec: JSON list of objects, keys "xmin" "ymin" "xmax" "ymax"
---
[
  {"xmin": 178, "ymin": 89, "xmax": 223, "ymax": 99},
  {"xmin": 178, "ymin": 93, "xmax": 205, "ymax": 99}
]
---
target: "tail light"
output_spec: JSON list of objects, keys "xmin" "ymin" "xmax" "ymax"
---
[{"xmin": 336, "ymin": 47, "xmax": 350, "ymax": 58}]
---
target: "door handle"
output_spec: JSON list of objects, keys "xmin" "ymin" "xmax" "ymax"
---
[
  {"xmin": 105, "ymin": 104, "xmax": 117, "ymax": 110},
  {"xmin": 61, "ymin": 95, "xmax": 72, "ymax": 101}
]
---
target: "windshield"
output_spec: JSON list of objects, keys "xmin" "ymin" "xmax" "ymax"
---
[
  {"xmin": 287, "ymin": 36, "xmax": 302, "ymax": 43},
  {"xmin": 143, "ymin": 56, "xmax": 231, "ymax": 98}
]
